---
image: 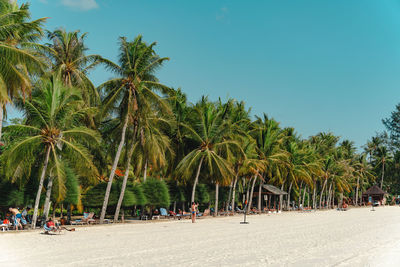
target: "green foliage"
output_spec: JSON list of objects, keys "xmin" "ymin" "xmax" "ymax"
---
[
  {"xmin": 195, "ymin": 184, "xmax": 210, "ymax": 204},
  {"xmin": 142, "ymin": 177, "xmax": 170, "ymax": 208},
  {"xmin": 82, "ymin": 182, "xmax": 145, "ymax": 207}
]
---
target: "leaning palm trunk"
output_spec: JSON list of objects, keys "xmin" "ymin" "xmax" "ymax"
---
[
  {"xmin": 380, "ymin": 162, "xmax": 385, "ymax": 189},
  {"xmin": 319, "ymin": 178, "xmax": 327, "ymax": 209},
  {"xmin": 43, "ymin": 177, "xmax": 54, "ymax": 221},
  {"xmin": 31, "ymin": 146, "xmax": 51, "ymax": 229},
  {"xmin": 214, "ymin": 183, "xmax": 219, "ymax": 216},
  {"xmin": 231, "ymin": 173, "xmax": 239, "ymax": 212},
  {"xmin": 258, "ymin": 181, "xmax": 262, "ymax": 211},
  {"xmin": 355, "ymin": 176, "xmax": 360, "ymax": 206},
  {"xmin": 226, "ymin": 180, "xmax": 233, "ymax": 212},
  {"xmin": 100, "ymin": 112, "xmax": 129, "ymax": 224},
  {"xmin": 298, "ymin": 182, "xmax": 303, "ymax": 210},
  {"xmin": 279, "ymin": 182, "xmax": 285, "ymax": 211},
  {"xmin": 286, "ymin": 181, "xmax": 293, "ymax": 210},
  {"xmin": 247, "ymin": 175, "xmax": 257, "ymax": 213},
  {"xmin": 191, "ymin": 156, "xmax": 204, "ymax": 203},
  {"xmin": 327, "ymin": 182, "xmax": 332, "ymax": 209},
  {"xmin": 114, "ymin": 139, "xmax": 135, "ymax": 222},
  {"xmin": 312, "ymin": 181, "xmax": 316, "ymax": 209},
  {"xmin": 302, "ymin": 185, "xmax": 307, "ymax": 207}
]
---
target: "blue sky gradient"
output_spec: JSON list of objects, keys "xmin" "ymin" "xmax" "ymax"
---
[{"xmin": 26, "ymin": 0, "xmax": 400, "ymax": 148}]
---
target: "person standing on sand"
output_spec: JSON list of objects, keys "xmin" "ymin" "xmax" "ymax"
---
[
  {"xmin": 191, "ymin": 202, "xmax": 198, "ymax": 223},
  {"xmin": 9, "ymin": 207, "xmax": 23, "ymax": 231}
]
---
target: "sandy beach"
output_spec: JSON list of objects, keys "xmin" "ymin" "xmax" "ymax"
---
[{"xmin": 1, "ymin": 206, "xmax": 400, "ymax": 267}]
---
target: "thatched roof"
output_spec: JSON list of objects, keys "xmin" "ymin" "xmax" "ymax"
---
[
  {"xmin": 362, "ymin": 185, "xmax": 387, "ymax": 196},
  {"xmin": 262, "ymin": 184, "xmax": 288, "ymax": 195}
]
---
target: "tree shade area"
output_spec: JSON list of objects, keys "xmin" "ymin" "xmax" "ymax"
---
[{"xmin": 1, "ymin": 0, "xmax": 400, "ymax": 226}]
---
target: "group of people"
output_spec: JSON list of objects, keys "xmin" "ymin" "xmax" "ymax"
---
[{"xmin": 1, "ymin": 207, "xmax": 31, "ymax": 231}]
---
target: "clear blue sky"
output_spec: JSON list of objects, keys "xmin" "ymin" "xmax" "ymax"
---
[{"xmin": 26, "ymin": 0, "xmax": 400, "ymax": 148}]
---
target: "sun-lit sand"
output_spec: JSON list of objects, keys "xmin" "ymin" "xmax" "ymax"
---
[{"xmin": 1, "ymin": 206, "xmax": 400, "ymax": 266}]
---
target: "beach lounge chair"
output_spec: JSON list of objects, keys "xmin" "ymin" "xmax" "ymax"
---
[
  {"xmin": 71, "ymin": 212, "xmax": 95, "ymax": 225},
  {"xmin": 159, "ymin": 208, "xmax": 169, "ymax": 219}
]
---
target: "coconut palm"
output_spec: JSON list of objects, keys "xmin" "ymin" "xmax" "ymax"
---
[
  {"xmin": 3, "ymin": 77, "xmax": 100, "ymax": 228},
  {"xmin": 353, "ymin": 154, "xmax": 374, "ymax": 205},
  {"xmin": 0, "ymin": 0, "xmax": 47, "ymax": 141},
  {"xmin": 43, "ymin": 29, "xmax": 108, "ymax": 106},
  {"xmin": 373, "ymin": 145, "xmax": 392, "ymax": 189},
  {"xmin": 98, "ymin": 35, "xmax": 170, "ymax": 223},
  {"xmin": 176, "ymin": 97, "xmax": 238, "ymax": 205}
]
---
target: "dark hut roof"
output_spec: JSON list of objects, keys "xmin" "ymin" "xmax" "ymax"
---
[
  {"xmin": 362, "ymin": 185, "xmax": 387, "ymax": 196},
  {"xmin": 262, "ymin": 184, "xmax": 288, "ymax": 195}
]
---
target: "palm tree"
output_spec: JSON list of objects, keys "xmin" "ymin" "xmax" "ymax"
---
[
  {"xmin": 251, "ymin": 114, "xmax": 287, "ymax": 210},
  {"xmin": 0, "ymin": 0, "xmax": 47, "ymax": 141},
  {"xmin": 98, "ymin": 35, "xmax": 170, "ymax": 223},
  {"xmin": 3, "ymin": 77, "xmax": 100, "ymax": 228},
  {"xmin": 43, "ymin": 29, "xmax": 108, "ymax": 106},
  {"xmin": 353, "ymin": 154, "xmax": 374, "ymax": 205},
  {"xmin": 176, "ymin": 97, "xmax": 237, "ymax": 205},
  {"xmin": 374, "ymin": 146, "xmax": 392, "ymax": 189}
]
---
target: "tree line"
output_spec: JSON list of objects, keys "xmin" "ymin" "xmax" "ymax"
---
[{"xmin": 1, "ymin": 1, "xmax": 398, "ymax": 227}]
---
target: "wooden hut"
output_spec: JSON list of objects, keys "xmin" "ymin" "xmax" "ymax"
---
[
  {"xmin": 253, "ymin": 184, "xmax": 288, "ymax": 211},
  {"xmin": 362, "ymin": 185, "xmax": 387, "ymax": 204}
]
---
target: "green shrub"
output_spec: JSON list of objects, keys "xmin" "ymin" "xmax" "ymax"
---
[{"xmin": 142, "ymin": 177, "xmax": 170, "ymax": 208}]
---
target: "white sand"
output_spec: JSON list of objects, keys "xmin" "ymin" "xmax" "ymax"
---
[{"xmin": 1, "ymin": 206, "xmax": 400, "ymax": 266}]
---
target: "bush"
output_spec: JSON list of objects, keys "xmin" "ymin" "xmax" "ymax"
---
[
  {"xmin": 142, "ymin": 178, "xmax": 170, "ymax": 208},
  {"xmin": 82, "ymin": 181, "xmax": 145, "ymax": 208}
]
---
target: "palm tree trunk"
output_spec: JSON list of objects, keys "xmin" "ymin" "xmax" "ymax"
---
[
  {"xmin": 302, "ymin": 185, "xmax": 307, "ymax": 207},
  {"xmin": 31, "ymin": 146, "xmax": 51, "ymax": 229},
  {"xmin": 298, "ymin": 182, "xmax": 303, "ymax": 209},
  {"xmin": 143, "ymin": 160, "xmax": 148, "ymax": 182},
  {"xmin": 327, "ymin": 182, "xmax": 332, "ymax": 209},
  {"xmin": 100, "ymin": 112, "xmax": 129, "ymax": 224},
  {"xmin": 380, "ymin": 162, "xmax": 385, "ymax": 188},
  {"xmin": 191, "ymin": 156, "xmax": 204, "ymax": 203},
  {"xmin": 114, "ymin": 139, "xmax": 135, "ymax": 222},
  {"xmin": 312, "ymin": 182, "xmax": 316, "ymax": 209},
  {"xmin": 43, "ymin": 177, "xmax": 54, "ymax": 221},
  {"xmin": 226, "ymin": 180, "xmax": 233, "ymax": 212},
  {"xmin": 248, "ymin": 175, "xmax": 257, "ymax": 213},
  {"xmin": 286, "ymin": 181, "xmax": 293, "ymax": 210},
  {"xmin": 279, "ymin": 181, "xmax": 285, "ymax": 211},
  {"xmin": 319, "ymin": 178, "xmax": 327, "ymax": 209},
  {"xmin": 258, "ymin": 181, "xmax": 262, "ymax": 211},
  {"xmin": 214, "ymin": 183, "xmax": 219, "ymax": 216},
  {"xmin": 231, "ymin": 173, "xmax": 239, "ymax": 212},
  {"xmin": 355, "ymin": 176, "xmax": 360, "ymax": 206}
]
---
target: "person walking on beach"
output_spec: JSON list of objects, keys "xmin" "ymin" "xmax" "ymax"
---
[
  {"xmin": 9, "ymin": 207, "xmax": 23, "ymax": 231},
  {"xmin": 191, "ymin": 202, "xmax": 198, "ymax": 223}
]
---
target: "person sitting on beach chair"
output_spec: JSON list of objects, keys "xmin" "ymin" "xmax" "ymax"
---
[{"xmin": 44, "ymin": 218, "xmax": 61, "ymax": 234}]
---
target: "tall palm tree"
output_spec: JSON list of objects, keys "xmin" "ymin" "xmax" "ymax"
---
[
  {"xmin": 43, "ymin": 29, "xmax": 108, "ymax": 106},
  {"xmin": 374, "ymin": 146, "xmax": 392, "ymax": 189},
  {"xmin": 176, "ymin": 97, "xmax": 237, "ymax": 204},
  {"xmin": 0, "ymin": 0, "xmax": 47, "ymax": 141},
  {"xmin": 98, "ymin": 35, "xmax": 170, "ymax": 223},
  {"xmin": 3, "ymin": 77, "xmax": 100, "ymax": 228}
]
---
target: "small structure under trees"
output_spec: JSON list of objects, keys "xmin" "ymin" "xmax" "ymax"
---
[
  {"xmin": 253, "ymin": 184, "xmax": 288, "ymax": 210},
  {"xmin": 362, "ymin": 185, "xmax": 387, "ymax": 204}
]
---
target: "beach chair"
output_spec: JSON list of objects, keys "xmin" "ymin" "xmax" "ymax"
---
[
  {"xmin": 71, "ymin": 212, "xmax": 95, "ymax": 225},
  {"xmin": 159, "ymin": 208, "xmax": 169, "ymax": 219}
]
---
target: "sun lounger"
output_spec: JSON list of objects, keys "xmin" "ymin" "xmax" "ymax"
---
[
  {"xmin": 71, "ymin": 212, "xmax": 95, "ymax": 225},
  {"xmin": 159, "ymin": 208, "xmax": 169, "ymax": 219}
]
